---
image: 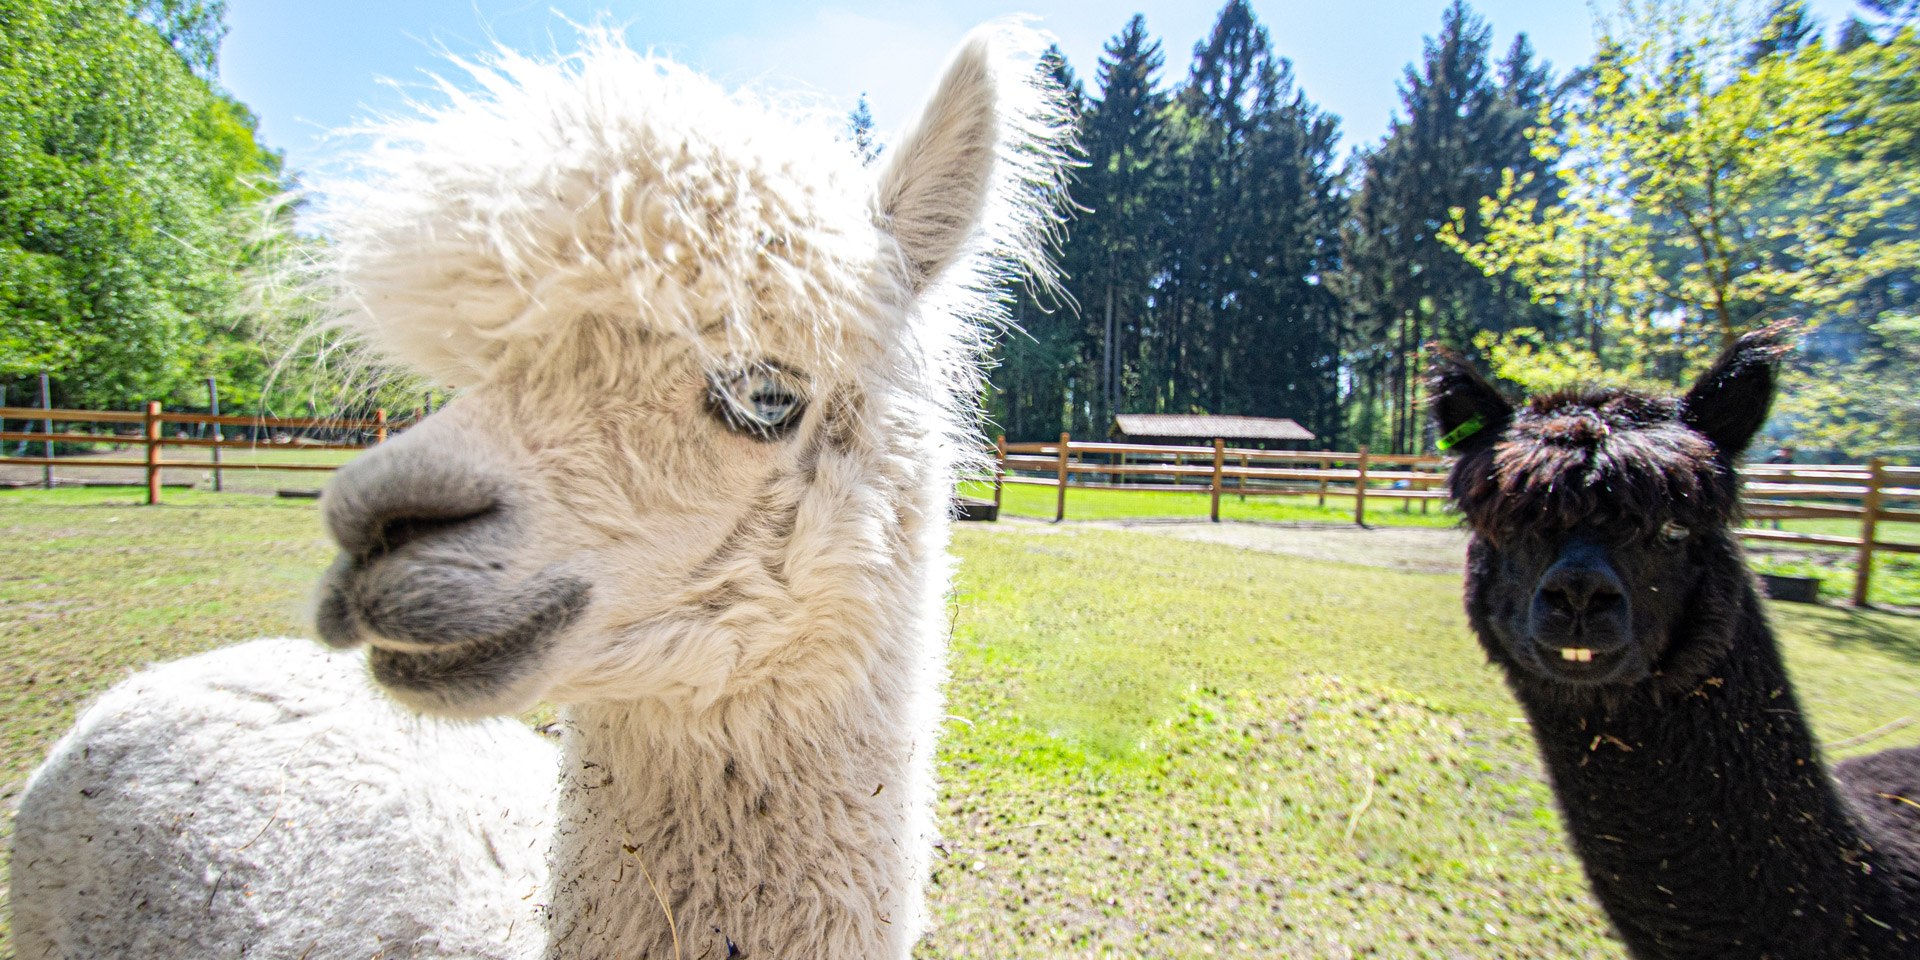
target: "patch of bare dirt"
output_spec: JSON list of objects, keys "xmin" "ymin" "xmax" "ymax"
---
[{"xmin": 987, "ymin": 517, "xmax": 1470, "ymax": 574}]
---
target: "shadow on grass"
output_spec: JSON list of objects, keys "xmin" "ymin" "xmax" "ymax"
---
[{"xmin": 1795, "ymin": 606, "xmax": 1920, "ymax": 664}]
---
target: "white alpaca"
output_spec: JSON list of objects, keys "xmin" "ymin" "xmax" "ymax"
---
[{"xmin": 12, "ymin": 24, "xmax": 1070, "ymax": 960}]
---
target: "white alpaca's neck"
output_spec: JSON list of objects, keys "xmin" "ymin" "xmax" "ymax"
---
[
  {"xmin": 541, "ymin": 615, "xmax": 941, "ymax": 960},
  {"xmin": 537, "ymin": 405, "xmax": 959, "ymax": 960}
]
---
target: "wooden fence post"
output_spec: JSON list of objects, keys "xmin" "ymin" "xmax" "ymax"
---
[
  {"xmin": 374, "ymin": 408, "xmax": 389, "ymax": 445},
  {"xmin": 1853, "ymin": 457, "xmax": 1885, "ymax": 607},
  {"xmin": 1210, "ymin": 438, "xmax": 1226, "ymax": 522},
  {"xmin": 1238, "ymin": 452, "xmax": 1248, "ymax": 502},
  {"xmin": 144, "ymin": 401, "xmax": 163, "ymax": 505},
  {"xmin": 1354, "ymin": 445, "xmax": 1370, "ymax": 527},
  {"xmin": 993, "ymin": 435, "xmax": 1006, "ymax": 512},
  {"xmin": 1054, "ymin": 432, "xmax": 1070, "ymax": 523}
]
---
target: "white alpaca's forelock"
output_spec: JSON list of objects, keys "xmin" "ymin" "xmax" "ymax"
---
[{"xmin": 312, "ymin": 24, "xmax": 1070, "ymax": 475}]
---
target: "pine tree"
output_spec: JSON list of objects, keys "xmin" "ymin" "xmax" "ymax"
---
[
  {"xmin": 1175, "ymin": 0, "xmax": 1271, "ymax": 415},
  {"xmin": 1079, "ymin": 15, "xmax": 1168, "ymax": 428},
  {"xmin": 1342, "ymin": 0, "xmax": 1565, "ymax": 451},
  {"xmin": 845, "ymin": 93, "xmax": 879, "ymax": 165},
  {"xmin": 1239, "ymin": 65, "xmax": 1346, "ymax": 439},
  {"xmin": 987, "ymin": 47, "xmax": 1085, "ymax": 439}
]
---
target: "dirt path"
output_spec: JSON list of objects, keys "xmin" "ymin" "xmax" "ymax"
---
[{"xmin": 988, "ymin": 517, "xmax": 1471, "ymax": 575}]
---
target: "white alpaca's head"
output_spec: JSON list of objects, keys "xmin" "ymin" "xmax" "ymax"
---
[{"xmin": 311, "ymin": 26, "xmax": 1070, "ymax": 718}]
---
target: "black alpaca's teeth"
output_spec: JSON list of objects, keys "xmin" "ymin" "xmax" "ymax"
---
[{"xmin": 1560, "ymin": 647, "xmax": 1594, "ymax": 663}]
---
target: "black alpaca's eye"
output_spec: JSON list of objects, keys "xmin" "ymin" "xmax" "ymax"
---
[
  {"xmin": 1660, "ymin": 520, "xmax": 1691, "ymax": 543},
  {"xmin": 708, "ymin": 366, "xmax": 808, "ymax": 438}
]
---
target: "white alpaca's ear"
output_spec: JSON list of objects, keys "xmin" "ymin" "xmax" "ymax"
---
[{"xmin": 876, "ymin": 35, "xmax": 1000, "ymax": 289}]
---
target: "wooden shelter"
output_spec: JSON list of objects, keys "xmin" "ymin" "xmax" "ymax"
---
[{"xmin": 1110, "ymin": 413, "xmax": 1315, "ymax": 449}]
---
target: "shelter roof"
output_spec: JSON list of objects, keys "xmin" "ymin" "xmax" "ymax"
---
[{"xmin": 1112, "ymin": 413, "xmax": 1315, "ymax": 442}]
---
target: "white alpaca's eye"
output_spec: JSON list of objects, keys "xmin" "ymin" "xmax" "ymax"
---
[
  {"xmin": 1660, "ymin": 520, "xmax": 1691, "ymax": 543},
  {"xmin": 709, "ymin": 366, "xmax": 808, "ymax": 438}
]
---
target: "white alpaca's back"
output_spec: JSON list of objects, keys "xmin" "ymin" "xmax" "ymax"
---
[{"xmin": 13, "ymin": 639, "xmax": 557, "ymax": 959}]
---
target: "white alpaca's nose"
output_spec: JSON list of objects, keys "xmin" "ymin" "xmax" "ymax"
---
[{"xmin": 323, "ymin": 413, "xmax": 514, "ymax": 560}]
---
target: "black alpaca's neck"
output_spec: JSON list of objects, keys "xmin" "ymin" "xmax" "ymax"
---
[{"xmin": 1513, "ymin": 586, "xmax": 1918, "ymax": 959}]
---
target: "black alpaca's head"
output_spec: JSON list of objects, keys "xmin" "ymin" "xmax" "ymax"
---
[{"xmin": 1431, "ymin": 327, "xmax": 1792, "ymax": 700}]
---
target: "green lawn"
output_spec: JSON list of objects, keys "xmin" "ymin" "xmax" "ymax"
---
[
  {"xmin": 187, "ymin": 446, "xmax": 363, "ymax": 467},
  {"xmin": 961, "ymin": 479, "xmax": 1461, "ymax": 528},
  {"xmin": 4, "ymin": 489, "xmax": 1919, "ymax": 957}
]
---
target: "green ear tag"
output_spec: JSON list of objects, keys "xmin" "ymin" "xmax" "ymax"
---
[{"xmin": 1437, "ymin": 414, "xmax": 1486, "ymax": 452}]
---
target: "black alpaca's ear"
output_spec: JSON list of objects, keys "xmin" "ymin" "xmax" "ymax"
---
[
  {"xmin": 1681, "ymin": 324, "xmax": 1794, "ymax": 458},
  {"xmin": 1427, "ymin": 348, "xmax": 1513, "ymax": 453}
]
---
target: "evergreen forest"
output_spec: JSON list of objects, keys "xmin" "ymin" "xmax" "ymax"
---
[{"xmin": 2, "ymin": 0, "xmax": 1915, "ymax": 457}]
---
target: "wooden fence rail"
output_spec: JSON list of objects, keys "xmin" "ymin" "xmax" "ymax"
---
[
  {"xmin": 0, "ymin": 404, "xmax": 397, "ymax": 504},
  {"xmin": 988, "ymin": 435, "xmax": 1919, "ymax": 608},
  {"xmin": 5, "ymin": 409, "xmax": 1913, "ymax": 607}
]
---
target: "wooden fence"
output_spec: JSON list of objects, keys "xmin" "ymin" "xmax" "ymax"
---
[
  {"xmin": 0, "ymin": 404, "xmax": 394, "ymax": 504},
  {"xmin": 989, "ymin": 434, "xmax": 1920, "ymax": 607},
  {"xmin": 1738, "ymin": 461, "xmax": 1920, "ymax": 605},
  {"xmin": 4, "ymin": 410, "xmax": 1915, "ymax": 606},
  {"xmin": 992, "ymin": 434, "xmax": 1448, "ymax": 525}
]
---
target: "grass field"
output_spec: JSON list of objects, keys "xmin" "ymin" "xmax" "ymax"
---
[
  {"xmin": 4, "ymin": 489, "xmax": 1919, "ymax": 957},
  {"xmin": 960, "ymin": 478, "xmax": 1462, "ymax": 528}
]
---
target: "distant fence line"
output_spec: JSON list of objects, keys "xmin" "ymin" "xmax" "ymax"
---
[
  {"xmin": 4, "ymin": 410, "xmax": 1915, "ymax": 608},
  {"xmin": 0, "ymin": 403, "xmax": 405, "ymax": 503},
  {"xmin": 989, "ymin": 433, "xmax": 1920, "ymax": 608}
]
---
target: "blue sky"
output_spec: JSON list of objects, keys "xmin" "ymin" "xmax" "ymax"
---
[{"xmin": 220, "ymin": 0, "xmax": 1865, "ymax": 179}]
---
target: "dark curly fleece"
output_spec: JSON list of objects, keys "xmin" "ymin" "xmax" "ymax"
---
[{"xmin": 1431, "ymin": 327, "xmax": 1920, "ymax": 959}]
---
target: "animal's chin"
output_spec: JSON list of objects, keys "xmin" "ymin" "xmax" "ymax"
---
[{"xmin": 319, "ymin": 564, "xmax": 592, "ymax": 717}]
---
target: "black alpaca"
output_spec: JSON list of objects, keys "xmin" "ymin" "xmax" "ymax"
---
[{"xmin": 1431, "ymin": 328, "xmax": 1920, "ymax": 959}]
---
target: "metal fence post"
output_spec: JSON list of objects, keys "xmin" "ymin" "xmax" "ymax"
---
[
  {"xmin": 39, "ymin": 372, "xmax": 52, "ymax": 489},
  {"xmin": 1354, "ymin": 445, "xmax": 1370, "ymax": 527},
  {"xmin": 145, "ymin": 401, "xmax": 163, "ymax": 505},
  {"xmin": 206, "ymin": 377, "xmax": 222, "ymax": 492},
  {"xmin": 1853, "ymin": 457, "xmax": 1885, "ymax": 607},
  {"xmin": 1054, "ymin": 432, "xmax": 1070, "ymax": 523}
]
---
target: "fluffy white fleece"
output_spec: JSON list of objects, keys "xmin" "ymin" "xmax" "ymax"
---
[
  {"xmin": 13, "ymin": 639, "xmax": 554, "ymax": 959},
  {"xmin": 12, "ymin": 21, "xmax": 1071, "ymax": 960}
]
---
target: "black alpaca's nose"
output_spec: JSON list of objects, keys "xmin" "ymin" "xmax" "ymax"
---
[
  {"xmin": 323, "ymin": 418, "xmax": 513, "ymax": 561},
  {"xmin": 1537, "ymin": 565, "xmax": 1624, "ymax": 616},
  {"xmin": 1533, "ymin": 537, "xmax": 1627, "ymax": 622}
]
